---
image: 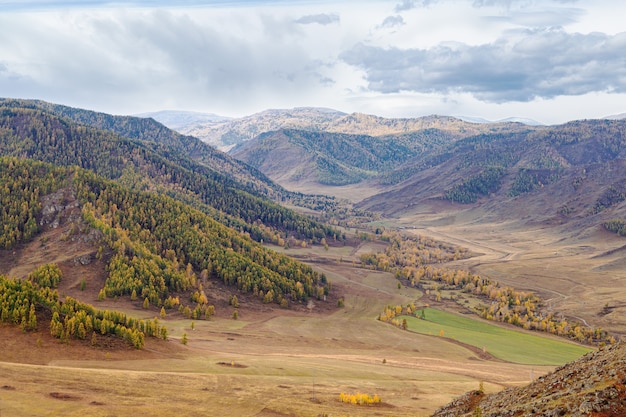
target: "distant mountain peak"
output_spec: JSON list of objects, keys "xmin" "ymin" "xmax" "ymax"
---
[
  {"xmin": 135, "ymin": 110, "xmax": 232, "ymax": 130},
  {"xmin": 456, "ymin": 115, "xmax": 544, "ymax": 126},
  {"xmin": 604, "ymin": 112, "xmax": 626, "ymax": 120}
]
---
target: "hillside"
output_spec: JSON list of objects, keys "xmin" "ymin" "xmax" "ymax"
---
[
  {"xmin": 231, "ymin": 128, "xmax": 453, "ymax": 186},
  {"xmin": 0, "ymin": 98, "xmax": 284, "ymax": 200},
  {"xmin": 0, "ymin": 158, "xmax": 332, "ymax": 344},
  {"xmin": 360, "ymin": 119, "xmax": 626, "ymax": 227},
  {"xmin": 431, "ymin": 341, "xmax": 626, "ymax": 417},
  {"xmin": 230, "ymin": 121, "xmax": 532, "ymax": 187},
  {"xmin": 0, "ymin": 100, "xmax": 338, "ymax": 242}
]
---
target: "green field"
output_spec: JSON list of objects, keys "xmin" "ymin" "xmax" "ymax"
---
[{"xmin": 403, "ymin": 309, "xmax": 592, "ymax": 365}]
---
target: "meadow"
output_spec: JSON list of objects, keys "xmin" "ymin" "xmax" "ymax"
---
[{"xmin": 402, "ymin": 308, "xmax": 591, "ymax": 365}]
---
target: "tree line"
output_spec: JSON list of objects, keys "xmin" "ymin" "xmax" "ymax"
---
[
  {"xmin": 1, "ymin": 266, "xmax": 164, "ymax": 349},
  {"xmin": 363, "ymin": 232, "xmax": 614, "ymax": 346}
]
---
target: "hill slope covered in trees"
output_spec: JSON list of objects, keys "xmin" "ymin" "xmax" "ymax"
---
[
  {"xmin": 360, "ymin": 119, "xmax": 626, "ymax": 224},
  {"xmin": 0, "ymin": 99, "xmax": 338, "ymax": 242},
  {"xmin": 0, "ymin": 157, "xmax": 332, "ymax": 348}
]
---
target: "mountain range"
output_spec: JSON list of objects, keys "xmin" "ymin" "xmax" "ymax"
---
[{"xmin": 182, "ymin": 108, "xmax": 626, "ymax": 240}]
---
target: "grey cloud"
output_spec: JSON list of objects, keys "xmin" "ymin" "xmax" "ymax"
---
[
  {"xmin": 0, "ymin": 9, "xmax": 330, "ymax": 113},
  {"xmin": 295, "ymin": 13, "xmax": 339, "ymax": 25},
  {"xmin": 380, "ymin": 15, "xmax": 404, "ymax": 29},
  {"xmin": 318, "ymin": 76, "xmax": 335, "ymax": 86},
  {"xmin": 394, "ymin": 0, "xmax": 437, "ymax": 12},
  {"xmin": 340, "ymin": 28, "xmax": 626, "ymax": 102}
]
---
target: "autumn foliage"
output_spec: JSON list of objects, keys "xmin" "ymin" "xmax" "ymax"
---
[{"xmin": 339, "ymin": 392, "xmax": 381, "ymax": 406}]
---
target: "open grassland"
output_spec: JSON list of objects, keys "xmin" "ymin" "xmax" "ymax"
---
[
  {"xmin": 396, "ymin": 201, "xmax": 626, "ymax": 341},
  {"xmin": 0, "ymin": 239, "xmax": 567, "ymax": 417},
  {"xmin": 0, "ymin": 222, "xmax": 605, "ymax": 417},
  {"xmin": 402, "ymin": 308, "xmax": 591, "ymax": 365}
]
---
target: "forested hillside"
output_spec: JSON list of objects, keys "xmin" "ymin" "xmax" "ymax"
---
[
  {"xmin": 232, "ymin": 128, "xmax": 456, "ymax": 185},
  {"xmin": 0, "ymin": 101, "xmax": 337, "ymax": 242},
  {"xmin": 0, "ymin": 98, "xmax": 282, "ymax": 200},
  {"xmin": 0, "ymin": 157, "xmax": 332, "ymax": 347}
]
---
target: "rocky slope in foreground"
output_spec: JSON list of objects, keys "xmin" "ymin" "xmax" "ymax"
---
[{"xmin": 432, "ymin": 341, "xmax": 626, "ymax": 417}]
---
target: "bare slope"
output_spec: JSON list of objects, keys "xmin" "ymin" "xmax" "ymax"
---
[{"xmin": 431, "ymin": 341, "xmax": 626, "ymax": 417}]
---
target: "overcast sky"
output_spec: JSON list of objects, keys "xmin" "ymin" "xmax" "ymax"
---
[{"xmin": 1, "ymin": 0, "xmax": 625, "ymax": 124}]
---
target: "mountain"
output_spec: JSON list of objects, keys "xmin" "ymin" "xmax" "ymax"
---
[
  {"xmin": 230, "ymin": 115, "xmax": 533, "ymax": 186},
  {"xmin": 0, "ymin": 99, "xmax": 337, "ymax": 242},
  {"xmin": 135, "ymin": 110, "xmax": 231, "ymax": 130},
  {"xmin": 360, "ymin": 119, "xmax": 626, "ymax": 228},
  {"xmin": 177, "ymin": 107, "xmax": 347, "ymax": 149},
  {"xmin": 0, "ymin": 98, "xmax": 284, "ymax": 200},
  {"xmin": 431, "ymin": 341, "xmax": 626, "ymax": 416},
  {"xmin": 496, "ymin": 116, "xmax": 544, "ymax": 126},
  {"xmin": 231, "ymin": 127, "xmax": 460, "ymax": 186},
  {"xmin": 456, "ymin": 115, "xmax": 544, "ymax": 125},
  {"xmin": 605, "ymin": 112, "xmax": 626, "ymax": 120},
  {"xmin": 178, "ymin": 107, "xmax": 532, "ymax": 150}
]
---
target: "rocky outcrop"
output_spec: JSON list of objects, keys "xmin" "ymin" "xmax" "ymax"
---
[{"xmin": 432, "ymin": 341, "xmax": 626, "ymax": 417}]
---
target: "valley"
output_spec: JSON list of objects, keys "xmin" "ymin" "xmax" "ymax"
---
[
  {"xmin": 1, "ymin": 99, "xmax": 626, "ymax": 416},
  {"xmin": 1, "ymin": 227, "xmax": 571, "ymax": 417},
  {"xmin": 0, "ymin": 189, "xmax": 599, "ymax": 416}
]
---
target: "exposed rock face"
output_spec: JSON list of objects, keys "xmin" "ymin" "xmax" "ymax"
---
[
  {"xmin": 39, "ymin": 187, "xmax": 81, "ymax": 229},
  {"xmin": 431, "ymin": 341, "xmax": 626, "ymax": 417}
]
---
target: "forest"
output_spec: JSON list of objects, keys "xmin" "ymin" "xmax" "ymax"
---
[
  {"xmin": 0, "ymin": 102, "xmax": 338, "ymax": 243},
  {"xmin": 0, "ymin": 151, "xmax": 332, "ymax": 348}
]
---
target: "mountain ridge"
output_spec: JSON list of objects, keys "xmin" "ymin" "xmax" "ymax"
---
[
  {"xmin": 170, "ymin": 106, "xmax": 532, "ymax": 149},
  {"xmin": 0, "ymin": 99, "xmax": 338, "ymax": 243}
]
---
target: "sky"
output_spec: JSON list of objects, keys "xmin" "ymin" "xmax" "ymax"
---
[{"xmin": 1, "ymin": 0, "xmax": 625, "ymax": 124}]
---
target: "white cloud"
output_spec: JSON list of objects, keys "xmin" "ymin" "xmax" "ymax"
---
[
  {"xmin": 295, "ymin": 13, "xmax": 339, "ymax": 25},
  {"xmin": 0, "ymin": 0, "xmax": 625, "ymax": 124}
]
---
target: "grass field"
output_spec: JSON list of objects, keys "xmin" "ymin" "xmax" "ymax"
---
[{"xmin": 403, "ymin": 308, "xmax": 592, "ymax": 365}]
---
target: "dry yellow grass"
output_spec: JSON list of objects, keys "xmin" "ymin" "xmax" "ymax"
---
[
  {"xmin": 0, "ymin": 249, "xmax": 556, "ymax": 417},
  {"xmin": 0, "ymin": 219, "xmax": 596, "ymax": 417}
]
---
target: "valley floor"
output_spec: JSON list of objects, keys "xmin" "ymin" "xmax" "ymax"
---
[
  {"xmin": 3, "ymin": 198, "xmax": 620, "ymax": 416},
  {"xmin": 0, "ymin": 241, "xmax": 560, "ymax": 417}
]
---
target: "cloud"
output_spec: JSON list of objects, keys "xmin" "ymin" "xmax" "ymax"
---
[
  {"xmin": 395, "ymin": 0, "xmax": 581, "ymax": 13},
  {"xmin": 394, "ymin": 0, "xmax": 437, "ymax": 12},
  {"xmin": 0, "ymin": 8, "xmax": 337, "ymax": 114},
  {"xmin": 340, "ymin": 28, "xmax": 626, "ymax": 102},
  {"xmin": 379, "ymin": 15, "xmax": 404, "ymax": 29},
  {"xmin": 295, "ymin": 13, "xmax": 339, "ymax": 25}
]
